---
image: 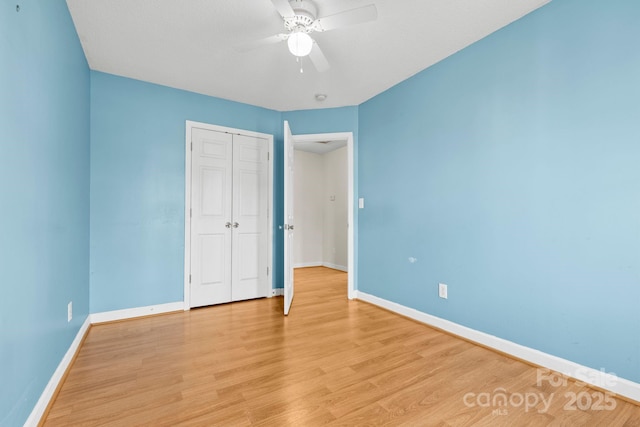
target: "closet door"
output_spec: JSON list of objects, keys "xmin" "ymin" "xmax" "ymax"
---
[
  {"xmin": 190, "ymin": 127, "xmax": 269, "ymax": 308},
  {"xmin": 231, "ymin": 134, "xmax": 269, "ymax": 301},
  {"xmin": 190, "ymin": 128, "xmax": 233, "ymax": 307}
]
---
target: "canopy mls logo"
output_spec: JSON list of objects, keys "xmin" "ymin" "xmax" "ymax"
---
[
  {"xmin": 463, "ymin": 368, "xmax": 618, "ymax": 417},
  {"xmin": 463, "ymin": 388, "xmax": 554, "ymax": 415}
]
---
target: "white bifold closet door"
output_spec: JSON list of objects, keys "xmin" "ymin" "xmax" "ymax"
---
[{"xmin": 190, "ymin": 127, "xmax": 269, "ymax": 308}]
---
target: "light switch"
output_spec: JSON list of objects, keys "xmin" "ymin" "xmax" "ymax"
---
[{"xmin": 358, "ymin": 198, "xmax": 365, "ymax": 209}]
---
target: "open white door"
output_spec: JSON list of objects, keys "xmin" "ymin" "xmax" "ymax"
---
[{"xmin": 283, "ymin": 121, "xmax": 295, "ymax": 315}]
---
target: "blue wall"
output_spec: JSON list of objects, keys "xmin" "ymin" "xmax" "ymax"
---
[
  {"xmin": 90, "ymin": 72, "xmax": 280, "ymax": 312},
  {"xmin": 359, "ymin": 0, "xmax": 640, "ymax": 383},
  {"xmin": 0, "ymin": 1, "xmax": 90, "ymax": 425}
]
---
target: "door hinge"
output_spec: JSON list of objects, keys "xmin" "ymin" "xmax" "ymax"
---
[
  {"xmin": 267, "ymin": 267, "xmax": 269, "ymax": 276},
  {"xmin": 190, "ymin": 208, "xmax": 192, "ymax": 218},
  {"xmin": 267, "ymin": 152, "xmax": 270, "ymax": 160},
  {"xmin": 190, "ymin": 142, "xmax": 193, "ymax": 151},
  {"xmin": 189, "ymin": 274, "xmax": 191, "ymax": 283}
]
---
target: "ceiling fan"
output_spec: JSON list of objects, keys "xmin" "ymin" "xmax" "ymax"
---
[{"xmin": 240, "ymin": 0, "xmax": 378, "ymax": 73}]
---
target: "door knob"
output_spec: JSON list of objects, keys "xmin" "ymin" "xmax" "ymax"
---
[
  {"xmin": 225, "ymin": 222, "xmax": 232, "ymax": 229},
  {"xmin": 233, "ymin": 222, "xmax": 239, "ymax": 228}
]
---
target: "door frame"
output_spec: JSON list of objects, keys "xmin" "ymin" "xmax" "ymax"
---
[
  {"xmin": 290, "ymin": 131, "xmax": 355, "ymax": 299},
  {"xmin": 183, "ymin": 120, "xmax": 274, "ymax": 310}
]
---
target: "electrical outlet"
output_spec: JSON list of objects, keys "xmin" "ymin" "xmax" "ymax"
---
[
  {"xmin": 67, "ymin": 301, "xmax": 73, "ymax": 322},
  {"xmin": 438, "ymin": 283, "xmax": 448, "ymax": 299}
]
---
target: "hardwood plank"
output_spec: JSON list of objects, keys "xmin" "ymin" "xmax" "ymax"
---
[{"xmin": 43, "ymin": 267, "xmax": 640, "ymax": 426}]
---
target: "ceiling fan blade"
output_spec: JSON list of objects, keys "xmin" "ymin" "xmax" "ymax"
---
[
  {"xmin": 309, "ymin": 42, "xmax": 330, "ymax": 73},
  {"xmin": 235, "ymin": 34, "xmax": 287, "ymax": 53},
  {"xmin": 313, "ymin": 4, "xmax": 377, "ymax": 32},
  {"xmin": 270, "ymin": 0, "xmax": 295, "ymax": 18}
]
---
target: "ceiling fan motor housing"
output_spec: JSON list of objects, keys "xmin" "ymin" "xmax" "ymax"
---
[{"xmin": 285, "ymin": 0, "xmax": 318, "ymax": 31}]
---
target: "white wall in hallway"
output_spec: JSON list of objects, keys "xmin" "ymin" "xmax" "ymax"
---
[
  {"xmin": 293, "ymin": 147, "xmax": 348, "ymax": 271},
  {"xmin": 323, "ymin": 146, "xmax": 348, "ymax": 271},
  {"xmin": 294, "ymin": 150, "xmax": 324, "ymax": 266}
]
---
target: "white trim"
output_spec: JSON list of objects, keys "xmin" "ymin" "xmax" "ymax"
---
[
  {"xmin": 347, "ymin": 133, "xmax": 355, "ymax": 299},
  {"xmin": 90, "ymin": 302, "xmax": 184, "ymax": 324},
  {"xmin": 25, "ymin": 316, "xmax": 91, "ymax": 427},
  {"xmin": 293, "ymin": 262, "xmax": 347, "ymax": 271},
  {"xmin": 294, "ymin": 262, "xmax": 323, "ymax": 268},
  {"xmin": 184, "ymin": 120, "xmax": 274, "ymax": 310},
  {"xmin": 356, "ymin": 291, "xmax": 640, "ymax": 403},
  {"xmin": 184, "ymin": 121, "xmax": 192, "ymax": 310},
  {"xmin": 322, "ymin": 262, "xmax": 347, "ymax": 272},
  {"xmin": 290, "ymin": 131, "xmax": 355, "ymax": 299},
  {"xmin": 271, "ymin": 288, "xmax": 284, "ymax": 297},
  {"xmin": 267, "ymin": 133, "xmax": 274, "ymax": 302}
]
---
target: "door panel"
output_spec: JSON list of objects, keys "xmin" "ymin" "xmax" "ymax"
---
[
  {"xmin": 191, "ymin": 128, "xmax": 233, "ymax": 307},
  {"xmin": 201, "ymin": 168, "xmax": 226, "ymax": 216},
  {"xmin": 232, "ymin": 232, "xmax": 261, "ymax": 301},
  {"xmin": 231, "ymin": 134, "xmax": 269, "ymax": 302},
  {"xmin": 199, "ymin": 234, "xmax": 226, "ymax": 285},
  {"xmin": 237, "ymin": 170, "xmax": 260, "ymax": 216}
]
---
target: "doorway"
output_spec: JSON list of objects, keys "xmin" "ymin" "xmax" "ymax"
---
[
  {"xmin": 284, "ymin": 129, "xmax": 355, "ymax": 304},
  {"xmin": 293, "ymin": 140, "xmax": 348, "ymax": 275}
]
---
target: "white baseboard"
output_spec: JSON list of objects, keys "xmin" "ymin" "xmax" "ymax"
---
[
  {"xmin": 26, "ymin": 301, "xmax": 195, "ymax": 425},
  {"xmin": 271, "ymin": 288, "xmax": 284, "ymax": 297},
  {"xmin": 293, "ymin": 262, "xmax": 348, "ymax": 272},
  {"xmin": 355, "ymin": 291, "xmax": 640, "ymax": 403},
  {"xmin": 90, "ymin": 301, "xmax": 184, "ymax": 324},
  {"xmin": 323, "ymin": 262, "xmax": 347, "ymax": 272},
  {"xmin": 294, "ymin": 262, "xmax": 323, "ymax": 268},
  {"xmin": 25, "ymin": 316, "xmax": 91, "ymax": 427}
]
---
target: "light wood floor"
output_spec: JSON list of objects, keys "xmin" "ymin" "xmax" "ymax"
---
[{"xmin": 44, "ymin": 267, "xmax": 640, "ymax": 426}]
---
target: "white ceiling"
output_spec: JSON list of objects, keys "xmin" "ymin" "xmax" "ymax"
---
[
  {"xmin": 66, "ymin": 0, "xmax": 550, "ymax": 112},
  {"xmin": 295, "ymin": 138, "xmax": 347, "ymax": 154}
]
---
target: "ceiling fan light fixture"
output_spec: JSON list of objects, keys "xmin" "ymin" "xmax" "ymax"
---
[{"xmin": 287, "ymin": 31, "xmax": 313, "ymax": 57}]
